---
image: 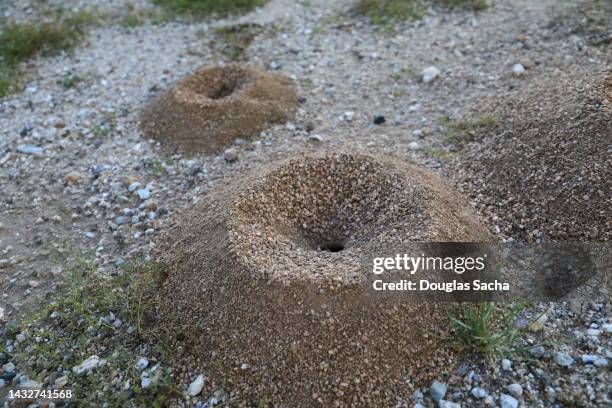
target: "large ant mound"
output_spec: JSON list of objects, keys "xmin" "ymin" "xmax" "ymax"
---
[
  {"xmin": 449, "ymin": 68, "xmax": 611, "ymax": 241},
  {"xmin": 140, "ymin": 63, "xmax": 297, "ymax": 154},
  {"xmin": 153, "ymin": 153, "xmax": 492, "ymax": 406}
]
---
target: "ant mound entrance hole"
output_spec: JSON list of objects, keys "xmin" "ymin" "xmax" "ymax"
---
[
  {"xmin": 319, "ymin": 240, "xmax": 345, "ymax": 253},
  {"xmin": 210, "ymin": 79, "xmax": 241, "ymax": 99},
  {"xmin": 204, "ymin": 74, "xmax": 251, "ymax": 100}
]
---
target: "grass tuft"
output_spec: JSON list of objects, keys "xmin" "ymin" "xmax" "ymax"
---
[
  {"xmin": 5, "ymin": 250, "xmax": 181, "ymax": 406},
  {"xmin": 354, "ymin": 0, "xmax": 488, "ymax": 24},
  {"xmin": 151, "ymin": 0, "xmax": 268, "ymax": 17},
  {"xmin": 354, "ymin": 0, "xmax": 424, "ymax": 23},
  {"xmin": 121, "ymin": 14, "xmax": 141, "ymax": 28},
  {"xmin": 214, "ymin": 23, "xmax": 263, "ymax": 61},
  {"xmin": 0, "ymin": 11, "xmax": 97, "ymax": 97},
  {"xmin": 449, "ymin": 302, "xmax": 526, "ymax": 358},
  {"xmin": 442, "ymin": 113, "xmax": 497, "ymax": 146}
]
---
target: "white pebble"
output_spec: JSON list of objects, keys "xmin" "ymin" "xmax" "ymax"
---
[
  {"xmin": 187, "ymin": 374, "xmax": 205, "ymax": 396},
  {"xmin": 421, "ymin": 66, "xmax": 441, "ymax": 83}
]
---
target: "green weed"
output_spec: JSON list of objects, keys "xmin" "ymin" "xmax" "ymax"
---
[
  {"xmin": 449, "ymin": 302, "xmax": 526, "ymax": 358},
  {"xmin": 7, "ymin": 250, "xmax": 180, "ymax": 406},
  {"xmin": 57, "ymin": 72, "xmax": 85, "ymax": 89},
  {"xmin": 442, "ymin": 114, "xmax": 497, "ymax": 145},
  {"xmin": 353, "ymin": 0, "xmax": 488, "ymax": 24},
  {"xmin": 422, "ymin": 147, "xmax": 452, "ymax": 159},
  {"xmin": 121, "ymin": 14, "xmax": 141, "ymax": 28},
  {"xmin": 151, "ymin": 0, "xmax": 268, "ymax": 17},
  {"xmin": 0, "ymin": 11, "xmax": 98, "ymax": 97},
  {"xmin": 214, "ymin": 23, "xmax": 263, "ymax": 61}
]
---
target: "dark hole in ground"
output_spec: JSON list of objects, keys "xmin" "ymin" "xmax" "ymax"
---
[
  {"xmin": 213, "ymin": 80, "xmax": 239, "ymax": 99},
  {"xmin": 320, "ymin": 241, "xmax": 345, "ymax": 252}
]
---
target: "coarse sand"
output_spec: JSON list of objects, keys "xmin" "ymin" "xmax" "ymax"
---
[{"xmin": 449, "ymin": 68, "xmax": 611, "ymax": 242}]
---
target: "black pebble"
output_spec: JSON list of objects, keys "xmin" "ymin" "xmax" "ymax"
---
[
  {"xmin": 2, "ymin": 371, "xmax": 16, "ymax": 382},
  {"xmin": 373, "ymin": 115, "xmax": 386, "ymax": 125}
]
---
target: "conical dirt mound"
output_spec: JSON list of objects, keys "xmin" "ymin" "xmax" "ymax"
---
[
  {"xmin": 449, "ymin": 68, "xmax": 611, "ymax": 241},
  {"xmin": 140, "ymin": 63, "xmax": 298, "ymax": 154},
  {"xmin": 153, "ymin": 153, "xmax": 492, "ymax": 405}
]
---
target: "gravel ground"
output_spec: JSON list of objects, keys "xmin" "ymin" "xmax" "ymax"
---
[{"xmin": 0, "ymin": 0, "xmax": 610, "ymax": 406}]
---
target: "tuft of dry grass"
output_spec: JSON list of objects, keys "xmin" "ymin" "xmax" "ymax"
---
[{"xmin": 353, "ymin": 0, "xmax": 488, "ymax": 24}]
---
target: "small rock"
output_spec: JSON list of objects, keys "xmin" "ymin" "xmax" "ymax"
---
[
  {"xmin": 19, "ymin": 379, "xmax": 41, "ymax": 388},
  {"xmin": 373, "ymin": 115, "xmax": 386, "ymax": 125},
  {"xmin": 569, "ymin": 299, "xmax": 583, "ymax": 314},
  {"xmin": 500, "ymin": 394, "xmax": 518, "ymax": 408},
  {"xmin": 137, "ymin": 189, "xmax": 150, "ymax": 200},
  {"xmin": 135, "ymin": 357, "xmax": 149, "ymax": 371},
  {"xmin": 2, "ymin": 371, "xmax": 16, "ymax": 382},
  {"xmin": 2, "ymin": 363, "xmax": 15, "ymax": 373},
  {"xmin": 145, "ymin": 200, "xmax": 159, "ymax": 211},
  {"xmin": 512, "ymin": 64, "xmax": 526, "ymax": 75},
  {"xmin": 141, "ymin": 366, "xmax": 161, "ymax": 389},
  {"xmin": 429, "ymin": 381, "xmax": 448, "ymax": 402},
  {"xmin": 422, "ymin": 66, "xmax": 440, "ymax": 83},
  {"xmin": 141, "ymin": 376, "xmax": 153, "ymax": 389},
  {"xmin": 520, "ymin": 58, "xmax": 535, "ymax": 69},
  {"xmin": 64, "ymin": 171, "xmax": 80, "ymax": 185},
  {"xmin": 507, "ymin": 383, "xmax": 523, "ymax": 397},
  {"xmin": 411, "ymin": 390, "xmax": 424, "ymax": 401},
  {"xmin": 308, "ymin": 134, "xmax": 323, "ymax": 142},
  {"xmin": 513, "ymin": 318, "xmax": 529, "ymax": 329},
  {"xmin": 188, "ymin": 374, "xmax": 205, "ymax": 396},
  {"xmin": 529, "ymin": 345, "xmax": 545, "ymax": 357},
  {"xmin": 601, "ymin": 323, "xmax": 612, "ymax": 333},
  {"xmin": 586, "ymin": 328, "xmax": 601, "ymax": 336},
  {"xmin": 54, "ymin": 376, "xmax": 68, "ymax": 388},
  {"xmin": 128, "ymin": 182, "xmax": 141, "ymax": 192},
  {"xmin": 91, "ymin": 165, "xmax": 104, "ymax": 178},
  {"xmin": 224, "ymin": 148, "xmax": 238, "ymax": 163},
  {"xmin": 553, "ymin": 352, "xmax": 574, "ymax": 367},
  {"xmin": 501, "ymin": 358, "xmax": 512, "ymax": 371},
  {"xmin": 408, "ymin": 141, "xmax": 421, "ymax": 151},
  {"xmin": 439, "ymin": 401, "xmax": 460, "ymax": 408},
  {"xmin": 582, "ymin": 354, "xmax": 598, "ymax": 364},
  {"xmin": 16, "ymin": 145, "xmax": 44, "ymax": 155},
  {"xmin": 471, "ymin": 387, "xmax": 488, "ymax": 398},
  {"xmin": 528, "ymin": 310, "xmax": 548, "ymax": 331},
  {"xmin": 28, "ymin": 280, "xmax": 40, "ymax": 288},
  {"xmin": 72, "ymin": 355, "xmax": 104, "ymax": 375},
  {"xmin": 594, "ymin": 358, "xmax": 608, "ymax": 367}
]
